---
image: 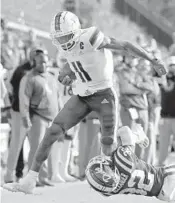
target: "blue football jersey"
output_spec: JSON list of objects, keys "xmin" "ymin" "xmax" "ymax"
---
[{"xmin": 111, "ymin": 146, "xmax": 164, "ymax": 197}]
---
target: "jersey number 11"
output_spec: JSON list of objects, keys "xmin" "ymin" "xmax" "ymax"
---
[{"xmin": 71, "ymin": 61, "xmax": 92, "ymax": 83}]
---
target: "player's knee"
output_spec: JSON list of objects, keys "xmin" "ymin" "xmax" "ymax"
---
[{"xmin": 49, "ymin": 123, "xmax": 65, "ymax": 142}]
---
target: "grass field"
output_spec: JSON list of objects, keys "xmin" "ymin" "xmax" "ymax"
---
[{"xmin": 1, "ymin": 181, "xmax": 165, "ymax": 203}]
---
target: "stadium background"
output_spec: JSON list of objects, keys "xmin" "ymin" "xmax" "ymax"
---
[
  {"xmin": 1, "ymin": 0, "xmax": 175, "ymax": 202},
  {"xmin": 2, "ymin": 0, "xmax": 175, "ymax": 58}
]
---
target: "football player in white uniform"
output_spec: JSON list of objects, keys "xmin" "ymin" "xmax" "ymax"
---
[
  {"xmin": 85, "ymin": 124, "xmax": 175, "ymax": 202},
  {"xmin": 3, "ymin": 11, "xmax": 167, "ymax": 194}
]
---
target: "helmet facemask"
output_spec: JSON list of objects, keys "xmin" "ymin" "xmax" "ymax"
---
[
  {"xmin": 85, "ymin": 156, "xmax": 121, "ymax": 196},
  {"xmin": 50, "ymin": 11, "xmax": 81, "ymax": 51},
  {"xmin": 52, "ymin": 31, "xmax": 79, "ymax": 51},
  {"xmin": 51, "ymin": 27, "xmax": 81, "ymax": 51}
]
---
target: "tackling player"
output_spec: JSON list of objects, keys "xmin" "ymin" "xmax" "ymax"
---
[
  {"xmin": 3, "ymin": 11, "xmax": 166, "ymax": 194},
  {"xmin": 85, "ymin": 124, "xmax": 175, "ymax": 202}
]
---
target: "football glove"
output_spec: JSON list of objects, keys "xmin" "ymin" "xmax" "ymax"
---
[
  {"xmin": 152, "ymin": 58, "xmax": 167, "ymax": 76},
  {"xmin": 132, "ymin": 123, "xmax": 149, "ymax": 148}
]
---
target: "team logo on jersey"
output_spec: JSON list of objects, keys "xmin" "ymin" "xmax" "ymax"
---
[{"xmin": 80, "ymin": 42, "xmax": 84, "ymax": 49}]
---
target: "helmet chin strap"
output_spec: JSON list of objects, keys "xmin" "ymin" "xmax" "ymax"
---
[
  {"xmin": 62, "ymin": 41, "xmax": 76, "ymax": 51},
  {"xmin": 63, "ymin": 30, "xmax": 81, "ymax": 51}
]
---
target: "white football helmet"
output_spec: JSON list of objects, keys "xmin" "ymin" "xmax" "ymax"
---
[
  {"xmin": 85, "ymin": 155, "xmax": 120, "ymax": 196},
  {"xmin": 50, "ymin": 11, "xmax": 81, "ymax": 51}
]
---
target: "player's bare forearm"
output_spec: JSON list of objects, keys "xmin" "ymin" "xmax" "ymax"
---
[
  {"xmin": 102, "ymin": 37, "xmax": 166, "ymax": 76},
  {"xmin": 30, "ymin": 130, "xmax": 57, "ymax": 172},
  {"xmin": 102, "ymin": 38, "xmax": 154, "ymax": 62},
  {"xmin": 122, "ymin": 41, "xmax": 154, "ymax": 62}
]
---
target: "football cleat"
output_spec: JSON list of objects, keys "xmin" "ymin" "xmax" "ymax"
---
[
  {"xmin": 3, "ymin": 182, "xmax": 34, "ymax": 194},
  {"xmin": 50, "ymin": 11, "xmax": 81, "ymax": 51},
  {"xmin": 3, "ymin": 183, "xmax": 20, "ymax": 192},
  {"xmin": 3, "ymin": 175, "xmax": 36, "ymax": 194}
]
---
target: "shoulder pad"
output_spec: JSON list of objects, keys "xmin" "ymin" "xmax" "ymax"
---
[
  {"xmin": 113, "ymin": 146, "xmax": 134, "ymax": 174},
  {"xmin": 82, "ymin": 27, "xmax": 104, "ymax": 49}
]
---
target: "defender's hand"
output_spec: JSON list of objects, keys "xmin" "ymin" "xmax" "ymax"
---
[
  {"xmin": 138, "ymin": 136, "xmax": 149, "ymax": 148},
  {"xmin": 132, "ymin": 123, "xmax": 149, "ymax": 148},
  {"xmin": 152, "ymin": 59, "xmax": 167, "ymax": 76}
]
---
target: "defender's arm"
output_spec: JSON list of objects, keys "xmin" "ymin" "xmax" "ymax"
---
[
  {"xmin": 117, "ymin": 125, "xmax": 149, "ymax": 150},
  {"xmin": 99, "ymin": 37, "xmax": 153, "ymax": 61}
]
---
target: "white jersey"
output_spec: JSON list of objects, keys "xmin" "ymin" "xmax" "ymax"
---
[{"xmin": 59, "ymin": 27, "xmax": 114, "ymax": 96}]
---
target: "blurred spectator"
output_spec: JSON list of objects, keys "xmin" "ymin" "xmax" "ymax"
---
[
  {"xmin": 19, "ymin": 47, "xmax": 60, "ymax": 186},
  {"xmin": 17, "ymin": 39, "xmax": 26, "ymax": 64},
  {"xmin": 1, "ymin": 32, "xmax": 21, "ymax": 71},
  {"xmin": 169, "ymin": 32, "xmax": 175, "ymax": 56},
  {"xmin": 1, "ymin": 31, "xmax": 22, "ymax": 107},
  {"xmin": 0, "ymin": 64, "xmax": 12, "ymax": 123},
  {"xmin": 78, "ymin": 113, "xmax": 101, "ymax": 180},
  {"xmin": 134, "ymin": 59, "xmax": 157, "ymax": 160},
  {"xmin": 4, "ymin": 59, "xmax": 33, "ymax": 183},
  {"xmin": 17, "ymin": 11, "xmax": 25, "ymax": 25},
  {"xmin": 23, "ymin": 29, "xmax": 40, "ymax": 60},
  {"xmin": 136, "ymin": 34, "xmax": 147, "ymax": 48},
  {"xmin": 147, "ymin": 37, "xmax": 162, "ymax": 60},
  {"xmin": 57, "ymin": 84, "xmax": 77, "ymax": 182},
  {"xmin": 1, "ymin": 17, "xmax": 7, "ymax": 31},
  {"xmin": 118, "ymin": 56, "xmax": 153, "ymax": 159},
  {"xmin": 136, "ymin": 35, "xmax": 162, "ymax": 60},
  {"xmin": 136, "ymin": 35, "xmax": 162, "ymax": 164},
  {"xmin": 143, "ymin": 63, "xmax": 161, "ymax": 165},
  {"xmin": 48, "ymin": 55, "xmax": 77, "ymax": 182},
  {"xmin": 0, "ymin": 64, "xmax": 8, "ymax": 109},
  {"xmin": 158, "ymin": 56, "xmax": 175, "ymax": 165},
  {"xmin": 1, "ymin": 17, "xmax": 25, "ymax": 66},
  {"xmin": 1, "ymin": 17, "xmax": 7, "ymax": 42}
]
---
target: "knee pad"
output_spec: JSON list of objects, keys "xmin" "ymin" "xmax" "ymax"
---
[
  {"xmin": 100, "ymin": 136, "xmax": 114, "ymax": 146},
  {"xmin": 50, "ymin": 123, "xmax": 65, "ymax": 142},
  {"xmin": 101, "ymin": 123, "xmax": 116, "ymax": 146}
]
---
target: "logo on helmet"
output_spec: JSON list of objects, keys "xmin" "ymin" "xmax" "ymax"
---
[{"xmin": 95, "ymin": 167, "xmax": 111, "ymax": 183}]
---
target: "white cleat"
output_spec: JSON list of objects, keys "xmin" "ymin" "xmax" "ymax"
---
[
  {"xmin": 3, "ymin": 180, "xmax": 35, "ymax": 194},
  {"xmin": 3, "ymin": 183, "xmax": 20, "ymax": 192},
  {"xmin": 3, "ymin": 171, "xmax": 38, "ymax": 194}
]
